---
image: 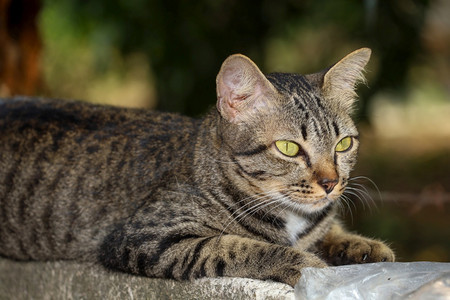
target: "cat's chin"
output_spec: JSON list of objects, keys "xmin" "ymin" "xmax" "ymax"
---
[
  {"xmin": 301, "ymin": 199, "xmax": 333, "ymax": 214},
  {"xmin": 282, "ymin": 193, "xmax": 334, "ymax": 214}
]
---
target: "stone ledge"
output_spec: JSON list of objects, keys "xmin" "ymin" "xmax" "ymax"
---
[{"xmin": 0, "ymin": 258, "xmax": 294, "ymax": 299}]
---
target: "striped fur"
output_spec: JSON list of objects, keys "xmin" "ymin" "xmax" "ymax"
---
[{"xmin": 0, "ymin": 48, "xmax": 393, "ymax": 287}]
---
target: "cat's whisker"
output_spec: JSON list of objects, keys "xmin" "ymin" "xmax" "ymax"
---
[
  {"xmin": 275, "ymin": 191, "xmax": 305, "ymax": 214},
  {"xmin": 218, "ymin": 200, "xmax": 274, "ymax": 241},
  {"xmin": 226, "ymin": 185, "xmax": 288, "ymax": 208},
  {"xmin": 239, "ymin": 195, "xmax": 281, "ymax": 217},
  {"xmin": 272, "ymin": 200, "xmax": 299, "ymax": 231},
  {"xmin": 348, "ymin": 183, "xmax": 371, "ymax": 199},
  {"xmin": 349, "ymin": 176, "xmax": 382, "ymax": 202},
  {"xmin": 352, "ymin": 183, "xmax": 382, "ymax": 210},
  {"xmin": 217, "ymin": 188, "xmax": 292, "ymax": 230},
  {"xmin": 338, "ymin": 194, "xmax": 356, "ymax": 210},
  {"xmin": 221, "ymin": 188, "xmax": 292, "ymax": 235},
  {"xmin": 335, "ymin": 198, "xmax": 345, "ymax": 215},
  {"xmin": 261, "ymin": 196, "xmax": 292, "ymax": 227},
  {"xmin": 350, "ymin": 182, "xmax": 381, "ymax": 206},
  {"xmin": 346, "ymin": 186, "xmax": 371, "ymax": 204},
  {"xmin": 344, "ymin": 187, "xmax": 377, "ymax": 213},
  {"xmin": 218, "ymin": 192, "xmax": 282, "ymax": 238},
  {"xmin": 226, "ymin": 190, "xmax": 282, "ymax": 215},
  {"xmin": 347, "ymin": 183, "xmax": 378, "ymax": 211},
  {"xmin": 246, "ymin": 197, "xmax": 286, "ymax": 224},
  {"xmin": 343, "ymin": 189, "xmax": 368, "ymax": 211},
  {"xmin": 282, "ymin": 199, "xmax": 308, "ymax": 219},
  {"xmin": 338, "ymin": 194, "xmax": 354, "ymax": 224}
]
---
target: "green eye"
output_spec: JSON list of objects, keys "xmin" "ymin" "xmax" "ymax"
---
[
  {"xmin": 275, "ymin": 140, "xmax": 300, "ymax": 157},
  {"xmin": 335, "ymin": 137, "xmax": 353, "ymax": 152}
]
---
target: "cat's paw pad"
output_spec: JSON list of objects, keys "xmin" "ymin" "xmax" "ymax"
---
[{"xmin": 326, "ymin": 237, "xmax": 394, "ymax": 265}]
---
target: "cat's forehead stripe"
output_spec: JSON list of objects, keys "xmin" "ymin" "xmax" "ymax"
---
[
  {"xmin": 266, "ymin": 72, "xmax": 343, "ymax": 142},
  {"xmin": 293, "ymin": 96, "xmax": 306, "ymax": 112},
  {"xmin": 268, "ymin": 74, "xmax": 324, "ymax": 116},
  {"xmin": 332, "ymin": 122, "xmax": 340, "ymax": 136},
  {"xmin": 301, "ymin": 125, "xmax": 307, "ymax": 141},
  {"xmin": 267, "ymin": 73, "xmax": 311, "ymax": 94}
]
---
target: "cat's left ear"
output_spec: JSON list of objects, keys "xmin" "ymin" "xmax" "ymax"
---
[
  {"xmin": 216, "ymin": 54, "xmax": 277, "ymax": 123},
  {"xmin": 321, "ymin": 48, "xmax": 371, "ymax": 112}
]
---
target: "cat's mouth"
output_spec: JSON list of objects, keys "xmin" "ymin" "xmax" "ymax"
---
[{"xmin": 280, "ymin": 190, "xmax": 340, "ymax": 212}]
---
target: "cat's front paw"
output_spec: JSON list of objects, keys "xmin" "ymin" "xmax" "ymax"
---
[{"xmin": 322, "ymin": 236, "xmax": 395, "ymax": 266}]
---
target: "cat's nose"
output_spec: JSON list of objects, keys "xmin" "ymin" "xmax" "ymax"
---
[{"xmin": 318, "ymin": 178, "xmax": 338, "ymax": 194}]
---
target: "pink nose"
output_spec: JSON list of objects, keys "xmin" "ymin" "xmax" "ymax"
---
[{"xmin": 318, "ymin": 178, "xmax": 338, "ymax": 194}]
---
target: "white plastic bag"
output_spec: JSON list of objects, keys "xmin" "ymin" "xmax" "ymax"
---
[{"xmin": 294, "ymin": 262, "xmax": 450, "ymax": 300}]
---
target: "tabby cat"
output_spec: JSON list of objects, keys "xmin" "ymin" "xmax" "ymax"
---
[{"xmin": 0, "ymin": 48, "xmax": 394, "ymax": 287}]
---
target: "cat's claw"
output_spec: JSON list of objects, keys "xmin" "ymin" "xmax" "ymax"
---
[{"xmin": 322, "ymin": 236, "xmax": 395, "ymax": 266}]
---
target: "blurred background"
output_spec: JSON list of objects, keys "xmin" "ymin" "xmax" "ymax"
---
[{"xmin": 0, "ymin": 0, "xmax": 448, "ymax": 262}]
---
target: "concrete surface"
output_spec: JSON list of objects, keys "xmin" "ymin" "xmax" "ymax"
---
[{"xmin": 0, "ymin": 258, "xmax": 294, "ymax": 299}]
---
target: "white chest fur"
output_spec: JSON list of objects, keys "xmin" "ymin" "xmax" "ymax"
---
[{"xmin": 285, "ymin": 212, "xmax": 310, "ymax": 245}]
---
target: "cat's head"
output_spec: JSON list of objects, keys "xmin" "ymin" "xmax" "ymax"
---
[{"xmin": 215, "ymin": 48, "xmax": 371, "ymax": 214}]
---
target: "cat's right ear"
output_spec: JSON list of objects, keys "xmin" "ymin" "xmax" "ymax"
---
[{"xmin": 216, "ymin": 54, "xmax": 277, "ymax": 123}]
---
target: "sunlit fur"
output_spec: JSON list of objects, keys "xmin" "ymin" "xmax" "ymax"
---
[{"xmin": 0, "ymin": 49, "xmax": 394, "ymax": 287}]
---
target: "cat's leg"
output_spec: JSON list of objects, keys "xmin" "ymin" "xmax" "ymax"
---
[
  {"xmin": 100, "ymin": 232, "xmax": 326, "ymax": 287},
  {"xmin": 317, "ymin": 222, "xmax": 395, "ymax": 265}
]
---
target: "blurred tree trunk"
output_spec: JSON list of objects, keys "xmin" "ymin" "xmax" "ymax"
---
[{"xmin": 0, "ymin": 0, "xmax": 43, "ymax": 97}]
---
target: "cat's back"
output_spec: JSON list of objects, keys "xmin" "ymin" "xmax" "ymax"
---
[
  {"xmin": 0, "ymin": 97, "xmax": 197, "ymax": 137},
  {"xmin": 0, "ymin": 97, "xmax": 198, "ymax": 178},
  {"xmin": 0, "ymin": 97, "xmax": 200, "ymax": 187},
  {"xmin": 0, "ymin": 97, "xmax": 199, "ymax": 260}
]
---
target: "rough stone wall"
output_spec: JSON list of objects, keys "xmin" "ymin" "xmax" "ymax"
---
[{"xmin": 0, "ymin": 258, "xmax": 294, "ymax": 299}]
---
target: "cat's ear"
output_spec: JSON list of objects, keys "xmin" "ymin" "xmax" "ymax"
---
[
  {"xmin": 216, "ymin": 54, "xmax": 277, "ymax": 123},
  {"xmin": 322, "ymin": 48, "xmax": 371, "ymax": 112}
]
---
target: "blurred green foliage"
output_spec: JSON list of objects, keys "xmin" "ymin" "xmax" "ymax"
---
[{"xmin": 41, "ymin": 0, "xmax": 430, "ymax": 118}]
